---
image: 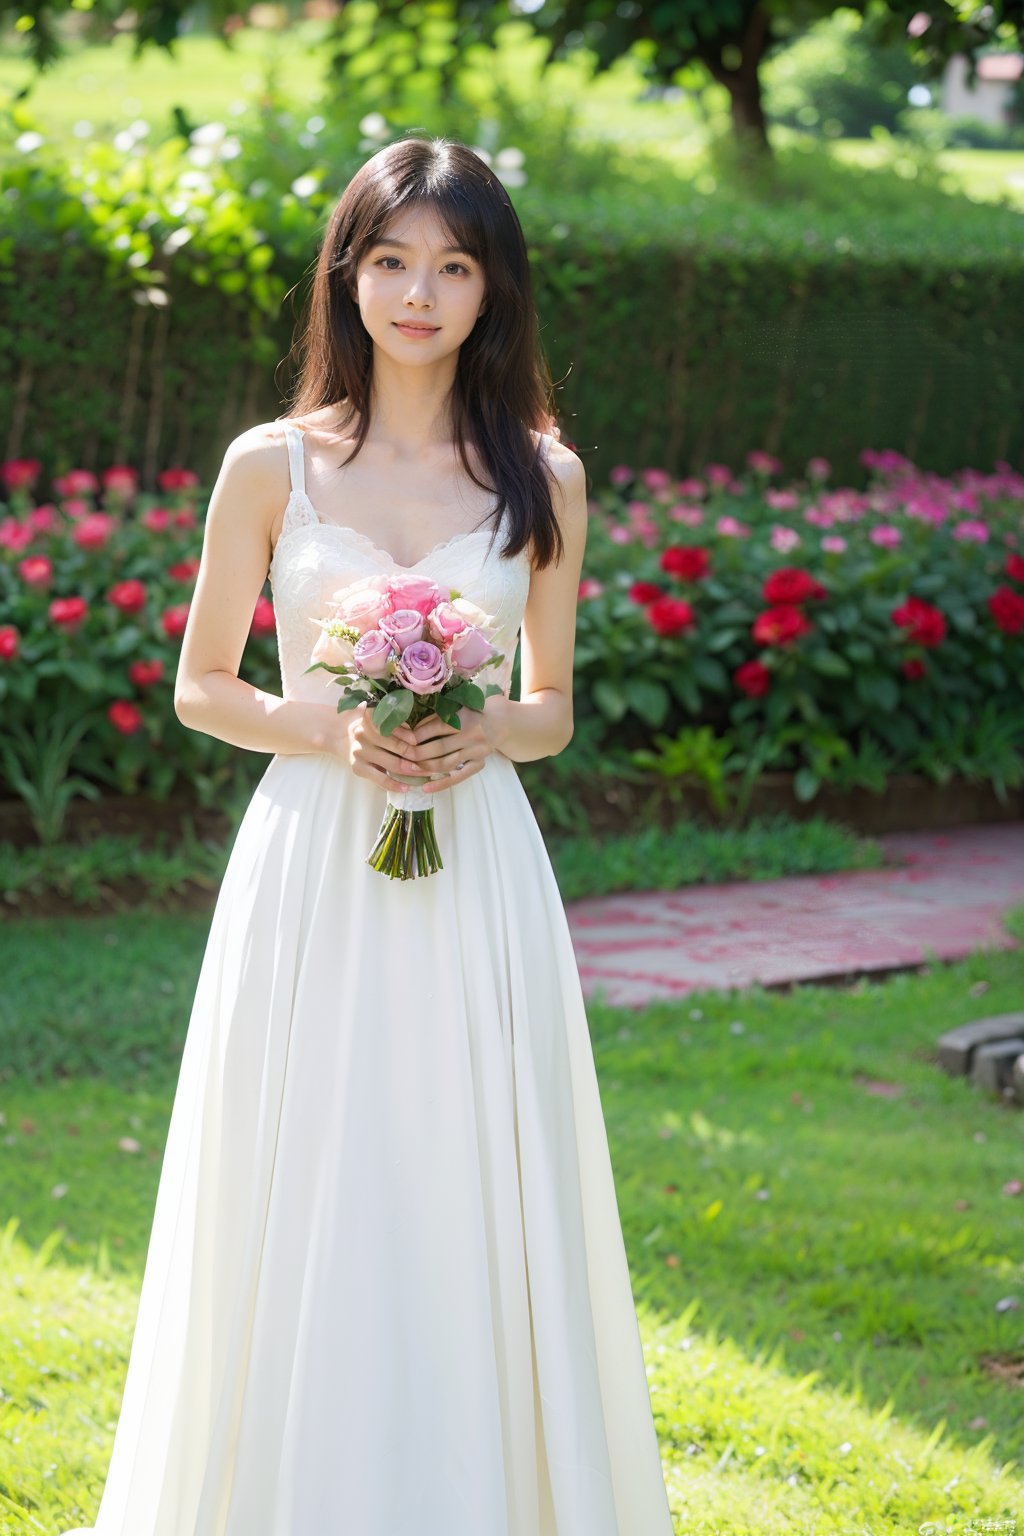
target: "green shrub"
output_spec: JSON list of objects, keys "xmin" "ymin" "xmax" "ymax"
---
[{"xmin": 3, "ymin": 82, "xmax": 1023, "ymax": 491}]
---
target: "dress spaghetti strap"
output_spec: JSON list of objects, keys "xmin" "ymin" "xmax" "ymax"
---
[{"xmin": 282, "ymin": 422, "xmax": 306, "ymax": 498}]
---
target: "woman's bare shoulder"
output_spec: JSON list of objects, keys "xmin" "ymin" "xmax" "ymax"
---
[
  {"xmin": 221, "ymin": 420, "xmax": 294, "ymax": 476},
  {"xmin": 530, "ymin": 428, "xmax": 586, "ymax": 505}
]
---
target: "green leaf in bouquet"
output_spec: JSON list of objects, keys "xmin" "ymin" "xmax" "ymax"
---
[
  {"xmin": 303, "ymin": 659, "xmax": 355, "ymax": 677},
  {"xmin": 335, "ymin": 691, "xmax": 366, "ymax": 714},
  {"xmin": 450, "ymin": 680, "xmax": 485, "ymax": 711},
  {"xmin": 433, "ymin": 693, "xmax": 463, "ymax": 727},
  {"xmin": 372, "ymin": 688, "xmax": 414, "ymax": 736}
]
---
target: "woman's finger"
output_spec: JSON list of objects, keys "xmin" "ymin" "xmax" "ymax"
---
[
  {"xmin": 419, "ymin": 744, "xmax": 479, "ymax": 774},
  {"xmin": 422, "ymin": 756, "xmax": 482, "ymax": 791}
]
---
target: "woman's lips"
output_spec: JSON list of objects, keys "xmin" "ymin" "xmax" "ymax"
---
[{"xmin": 393, "ymin": 322, "xmax": 440, "ymax": 337}]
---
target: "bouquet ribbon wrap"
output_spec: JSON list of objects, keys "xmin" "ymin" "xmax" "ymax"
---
[{"xmin": 386, "ymin": 773, "xmax": 435, "ymax": 813}]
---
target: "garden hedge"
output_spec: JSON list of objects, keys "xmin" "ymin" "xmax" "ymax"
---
[{"xmin": 2, "ymin": 101, "xmax": 1024, "ymax": 490}]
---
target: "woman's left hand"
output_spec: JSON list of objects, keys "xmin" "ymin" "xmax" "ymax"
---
[{"xmin": 390, "ymin": 695, "xmax": 511, "ymax": 791}]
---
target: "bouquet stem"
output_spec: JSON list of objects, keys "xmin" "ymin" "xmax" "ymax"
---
[{"xmin": 367, "ymin": 773, "xmax": 444, "ymax": 880}]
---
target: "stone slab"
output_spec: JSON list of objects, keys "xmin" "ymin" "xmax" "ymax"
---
[{"xmin": 565, "ymin": 822, "xmax": 1024, "ymax": 1008}]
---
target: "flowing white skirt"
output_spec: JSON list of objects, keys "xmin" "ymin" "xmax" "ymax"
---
[{"xmin": 63, "ymin": 749, "xmax": 675, "ymax": 1536}]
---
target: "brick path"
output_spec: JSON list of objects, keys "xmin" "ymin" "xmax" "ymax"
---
[{"xmin": 565, "ymin": 822, "xmax": 1024, "ymax": 1008}]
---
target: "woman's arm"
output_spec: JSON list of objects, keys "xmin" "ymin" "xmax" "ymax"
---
[
  {"xmin": 490, "ymin": 441, "xmax": 588, "ymax": 762},
  {"xmin": 173, "ymin": 427, "xmax": 340, "ymax": 756}
]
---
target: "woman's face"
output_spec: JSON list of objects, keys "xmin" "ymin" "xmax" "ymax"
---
[{"xmin": 352, "ymin": 204, "xmax": 488, "ymax": 365}]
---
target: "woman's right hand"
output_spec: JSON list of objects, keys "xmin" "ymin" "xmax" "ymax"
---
[{"xmin": 329, "ymin": 700, "xmax": 429, "ymax": 791}]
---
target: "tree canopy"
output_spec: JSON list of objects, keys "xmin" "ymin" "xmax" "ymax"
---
[{"xmin": 4, "ymin": 0, "xmax": 1022, "ymax": 156}]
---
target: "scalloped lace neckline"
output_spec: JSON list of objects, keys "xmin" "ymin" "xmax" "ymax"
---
[{"xmin": 276, "ymin": 489, "xmax": 504, "ymax": 572}]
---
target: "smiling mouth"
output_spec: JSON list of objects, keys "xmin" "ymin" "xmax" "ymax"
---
[{"xmin": 394, "ymin": 322, "xmax": 440, "ymax": 331}]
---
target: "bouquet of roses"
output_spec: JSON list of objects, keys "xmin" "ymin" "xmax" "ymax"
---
[{"xmin": 303, "ymin": 572, "xmax": 504, "ymax": 881}]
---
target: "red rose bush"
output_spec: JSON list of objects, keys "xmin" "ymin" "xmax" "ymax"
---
[{"xmin": 575, "ymin": 446, "xmax": 1024, "ymax": 800}]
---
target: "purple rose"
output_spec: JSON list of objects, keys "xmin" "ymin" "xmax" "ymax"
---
[
  {"xmin": 449, "ymin": 625, "xmax": 496, "ymax": 675},
  {"xmin": 379, "ymin": 608, "xmax": 426, "ymax": 650},
  {"xmin": 395, "ymin": 640, "xmax": 450, "ymax": 695},
  {"xmin": 353, "ymin": 629, "xmax": 396, "ymax": 678}
]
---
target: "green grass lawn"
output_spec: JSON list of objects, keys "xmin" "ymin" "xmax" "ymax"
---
[{"xmin": 2, "ymin": 905, "xmax": 1023, "ymax": 1533}]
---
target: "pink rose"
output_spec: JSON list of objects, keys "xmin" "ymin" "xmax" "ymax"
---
[
  {"xmin": 72, "ymin": 513, "xmax": 117, "ymax": 550},
  {"xmin": 449, "ymin": 625, "xmax": 496, "ymax": 674},
  {"xmin": 103, "ymin": 466, "xmax": 139, "ymax": 495},
  {"xmin": 18, "ymin": 554, "xmax": 52, "ymax": 587},
  {"xmin": 158, "ymin": 467, "xmax": 200, "ymax": 492},
  {"xmin": 386, "ymin": 573, "xmax": 448, "ymax": 617},
  {"xmin": 451, "ymin": 597, "xmax": 491, "ymax": 628},
  {"xmin": 379, "ymin": 608, "xmax": 425, "ymax": 650},
  {"xmin": 312, "ymin": 622, "xmax": 357, "ymax": 669},
  {"xmin": 395, "ymin": 640, "xmax": 450, "ymax": 694},
  {"xmin": 0, "ymin": 518, "xmax": 35, "ymax": 551},
  {"xmin": 426, "ymin": 601, "xmax": 471, "ymax": 644},
  {"xmin": 54, "ymin": 468, "xmax": 98, "ymax": 497},
  {"xmin": 353, "ymin": 629, "xmax": 396, "ymax": 678},
  {"xmin": 29, "ymin": 503, "xmax": 57, "ymax": 534},
  {"xmin": 331, "ymin": 584, "xmax": 390, "ymax": 634}
]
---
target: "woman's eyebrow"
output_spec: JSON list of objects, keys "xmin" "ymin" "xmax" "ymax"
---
[{"xmin": 372, "ymin": 238, "xmax": 474, "ymax": 256}]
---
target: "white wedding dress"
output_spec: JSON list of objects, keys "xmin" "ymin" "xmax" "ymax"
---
[{"xmin": 63, "ymin": 423, "xmax": 675, "ymax": 1536}]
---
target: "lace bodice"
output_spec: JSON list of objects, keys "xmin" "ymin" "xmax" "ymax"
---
[{"xmin": 268, "ymin": 425, "xmax": 545, "ymax": 706}]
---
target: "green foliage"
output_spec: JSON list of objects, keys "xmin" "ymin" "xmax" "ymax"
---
[
  {"xmin": 629, "ymin": 725, "xmax": 735, "ymax": 813},
  {"xmin": 0, "ymin": 806, "xmax": 885, "ymax": 913},
  {"xmin": 0, "ymin": 825, "xmax": 232, "ymax": 915},
  {"xmin": 0, "ymin": 697, "xmax": 105, "ymax": 843},
  {"xmin": 3, "ymin": 41, "xmax": 1024, "ymax": 488},
  {"xmin": 547, "ymin": 810, "xmax": 885, "ymax": 902},
  {"xmin": 761, "ymin": 8, "xmax": 921, "ymax": 139}
]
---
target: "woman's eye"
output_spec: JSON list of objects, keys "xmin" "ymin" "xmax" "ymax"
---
[{"xmin": 375, "ymin": 257, "xmax": 468, "ymax": 275}]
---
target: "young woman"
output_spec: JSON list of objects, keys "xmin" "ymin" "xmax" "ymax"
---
[{"xmin": 64, "ymin": 135, "xmax": 675, "ymax": 1536}]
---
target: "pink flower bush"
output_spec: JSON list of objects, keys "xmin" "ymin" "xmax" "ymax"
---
[{"xmin": 952, "ymin": 520, "xmax": 989, "ymax": 543}]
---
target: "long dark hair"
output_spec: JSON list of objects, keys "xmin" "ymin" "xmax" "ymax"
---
[{"xmin": 280, "ymin": 135, "xmax": 567, "ymax": 569}]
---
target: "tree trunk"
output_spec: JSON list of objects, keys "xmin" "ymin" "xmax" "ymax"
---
[{"xmin": 702, "ymin": 2, "xmax": 774, "ymax": 160}]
